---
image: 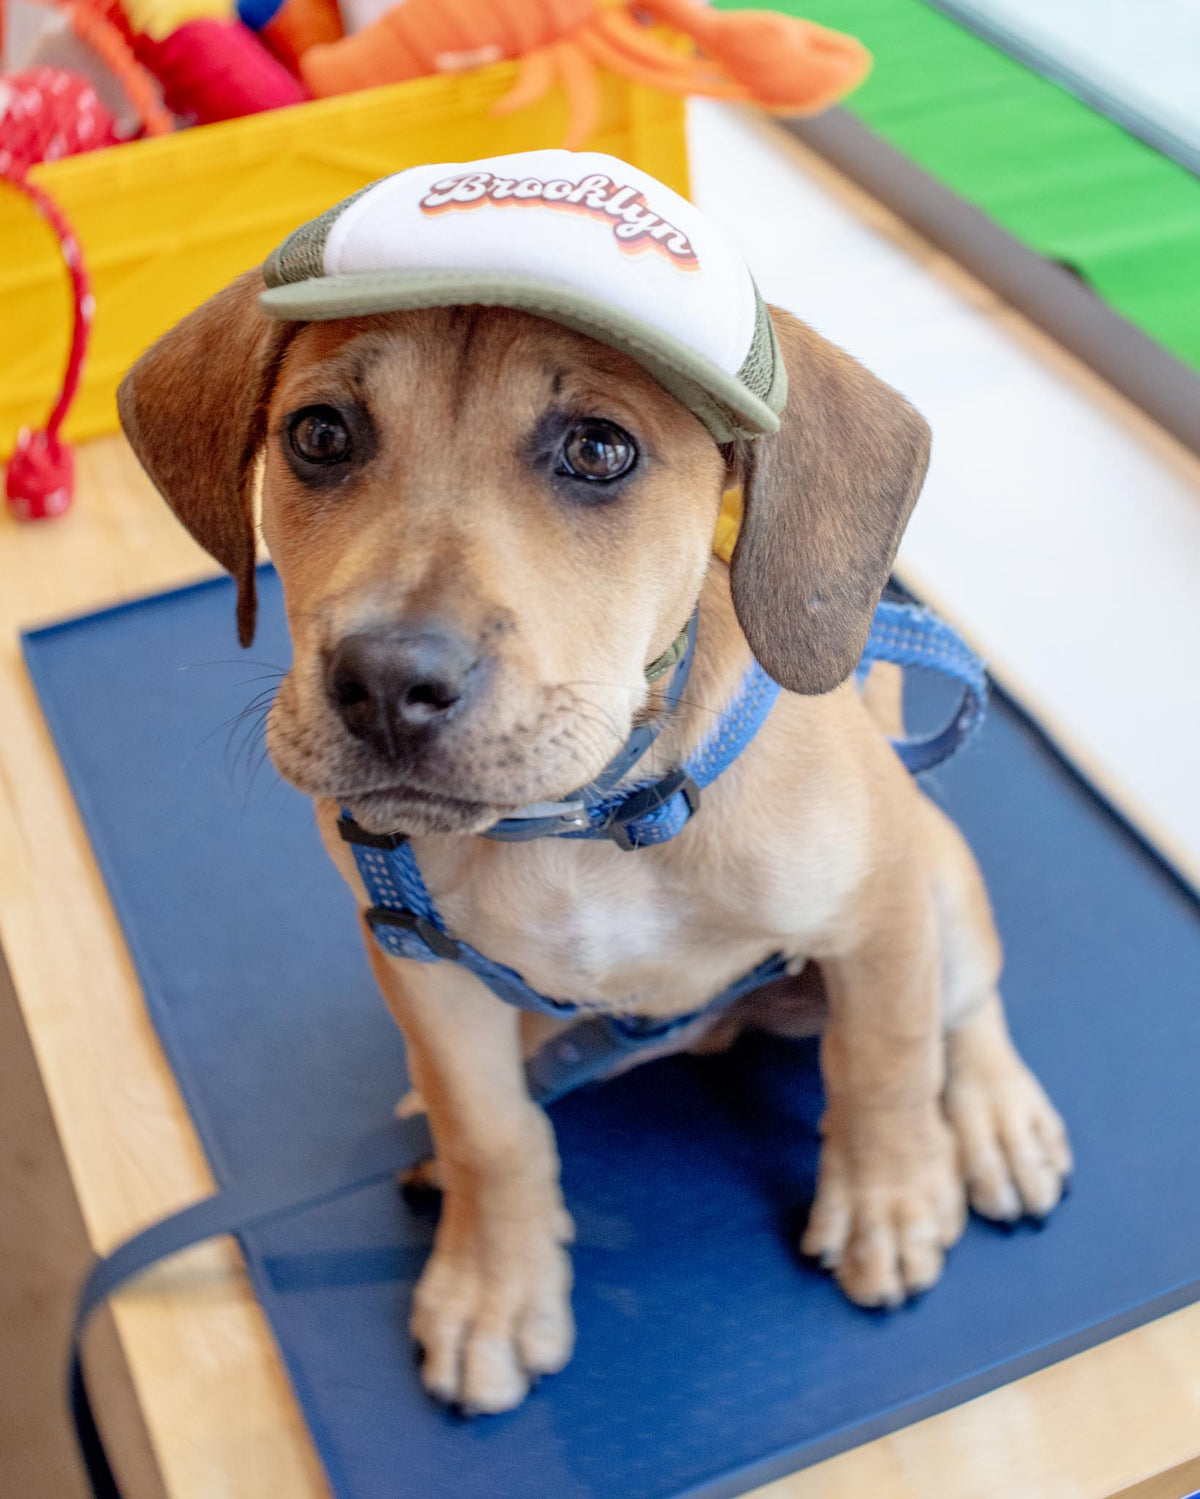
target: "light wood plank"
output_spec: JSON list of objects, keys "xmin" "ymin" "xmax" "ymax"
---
[{"xmin": 0, "ymin": 438, "xmax": 329, "ymax": 1499}]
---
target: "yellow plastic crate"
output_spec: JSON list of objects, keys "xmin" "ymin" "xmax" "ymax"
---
[{"xmin": 0, "ymin": 64, "xmax": 688, "ymax": 457}]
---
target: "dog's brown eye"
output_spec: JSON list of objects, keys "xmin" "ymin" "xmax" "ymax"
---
[
  {"xmin": 558, "ymin": 419, "xmax": 637, "ymax": 483},
  {"xmin": 288, "ymin": 406, "xmax": 352, "ymax": 465}
]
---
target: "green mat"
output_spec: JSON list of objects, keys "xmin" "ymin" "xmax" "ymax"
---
[{"xmin": 718, "ymin": 0, "xmax": 1200, "ymax": 375}]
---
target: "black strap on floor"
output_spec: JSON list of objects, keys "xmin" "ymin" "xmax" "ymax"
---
[{"xmin": 69, "ymin": 1116, "xmax": 433, "ymax": 1498}]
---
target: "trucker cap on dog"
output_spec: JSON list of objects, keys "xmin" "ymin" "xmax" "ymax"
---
[{"xmin": 260, "ymin": 149, "xmax": 786, "ymax": 444}]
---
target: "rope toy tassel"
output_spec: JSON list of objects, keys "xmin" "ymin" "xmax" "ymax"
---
[
  {"xmin": 6, "ymin": 425, "xmax": 75, "ymax": 521},
  {"xmin": 3, "ymin": 171, "xmax": 91, "ymax": 521},
  {"xmin": 1, "ymin": 69, "xmax": 110, "ymax": 521}
]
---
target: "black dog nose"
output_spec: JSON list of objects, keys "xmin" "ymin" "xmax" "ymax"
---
[{"xmin": 327, "ymin": 626, "xmax": 476, "ymax": 760}]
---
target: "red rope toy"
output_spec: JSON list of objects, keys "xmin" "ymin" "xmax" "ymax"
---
[
  {"xmin": 1, "ymin": 4, "xmax": 306, "ymax": 519},
  {"xmin": 1, "ymin": 66, "xmax": 116, "ymax": 519}
]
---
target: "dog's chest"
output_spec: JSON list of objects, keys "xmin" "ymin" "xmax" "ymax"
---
[
  {"xmin": 517, "ymin": 873, "xmax": 681, "ymax": 992},
  {"xmin": 425, "ymin": 835, "xmax": 791, "ymax": 1016}
]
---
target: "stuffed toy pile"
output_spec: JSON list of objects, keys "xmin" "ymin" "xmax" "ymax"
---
[{"xmin": 1, "ymin": 0, "xmax": 869, "ymax": 518}]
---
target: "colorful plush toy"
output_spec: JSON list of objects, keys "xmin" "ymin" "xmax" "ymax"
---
[
  {"xmin": 0, "ymin": 0, "xmax": 306, "ymax": 519},
  {"xmin": 1, "ymin": 0, "xmax": 866, "ymax": 518},
  {"xmin": 300, "ymin": 0, "xmax": 872, "ymax": 149},
  {"xmin": 120, "ymin": 0, "xmax": 308, "ymax": 122},
  {"xmin": 7, "ymin": 0, "xmax": 174, "ymax": 137},
  {"xmin": 237, "ymin": 0, "xmax": 341, "ymax": 77},
  {"xmin": 133, "ymin": 16, "xmax": 308, "ymax": 122}
]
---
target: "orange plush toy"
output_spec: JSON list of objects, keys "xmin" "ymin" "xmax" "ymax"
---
[
  {"xmin": 238, "ymin": 0, "xmax": 341, "ymax": 76},
  {"xmin": 301, "ymin": 0, "xmax": 870, "ymax": 149}
]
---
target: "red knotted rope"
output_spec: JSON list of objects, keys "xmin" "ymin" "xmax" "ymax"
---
[{"xmin": 1, "ymin": 67, "xmax": 115, "ymax": 520}]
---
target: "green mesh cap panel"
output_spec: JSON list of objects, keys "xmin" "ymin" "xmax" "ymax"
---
[
  {"xmin": 737, "ymin": 287, "xmax": 787, "ymax": 416},
  {"xmin": 263, "ymin": 182, "xmax": 379, "ymax": 289}
]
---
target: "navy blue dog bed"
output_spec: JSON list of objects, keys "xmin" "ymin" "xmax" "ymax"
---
[{"xmin": 23, "ymin": 568, "xmax": 1200, "ymax": 1499}]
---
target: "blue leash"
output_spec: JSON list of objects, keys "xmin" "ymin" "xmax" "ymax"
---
[
  {"xmin": 862, "ymin": 601, "xmax": 988, "ymax": 775},
  {"xmin": 70, "ymin": 1117, "xmax": 432, "ymax": 1499},
  {"xmin": 68, "ymin": 598, "xmax": 986, "ymax": 1498}
]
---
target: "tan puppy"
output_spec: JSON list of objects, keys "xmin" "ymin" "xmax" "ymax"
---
[{"xmin": 119, "ymin": 274, "xmax": 1071, "ymax": 1414}]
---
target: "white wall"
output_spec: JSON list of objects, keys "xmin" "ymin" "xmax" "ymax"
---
[{"xmin": 688, "ymin": 101, "xmax": 1200, "ymax": 883}]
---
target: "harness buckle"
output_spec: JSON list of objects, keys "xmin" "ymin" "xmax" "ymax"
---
[
  {"xmin": 338, "ymin": 814, "xmax": 408, "ymax": 851},
  {"xmin": 608, "ymin": 768, "xmax": 701, "ymax": 851},
  {"xmin": 365, "ymin": 906, "xmax": 461, "ymax": 961},
  {"xmin": 484, "ymin": 803, "xmax": 591, "ymax": 841}
]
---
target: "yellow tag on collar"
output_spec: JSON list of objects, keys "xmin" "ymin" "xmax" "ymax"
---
[{"xmin": 713, "ymin": 487, "xmax": 743, "ymax": 566}]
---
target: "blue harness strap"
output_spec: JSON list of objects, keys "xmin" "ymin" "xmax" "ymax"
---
[
  {"xmin": 344, "ymin": 656, "xmax": 785, "ymax": 1003},
  {"xmin": 579, "ymin": 660, "xmax": 782, "ymax": 848},
  {"xmin": 861, "ymin": 600, "xmax": 988, "ymax": 774},
  {"xmin": 348, "ymin": 829, "xmax": 594, "ymax": 1020},
  {"xmin": 348, "ymin": 598, "xmax": 987, "ymax": 1017},
  {"xmin": 479, "ymin": 612, "xmax": 702, "ymax": 843}
]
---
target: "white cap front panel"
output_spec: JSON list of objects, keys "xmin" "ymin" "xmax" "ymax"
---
[{"xmin": 320, "ymin": 150, "xmax": 760, "ymax": 378}]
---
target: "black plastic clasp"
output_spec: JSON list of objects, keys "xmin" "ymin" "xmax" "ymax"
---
[
  {"xmin": 365, "ymin": 906, "xmax": 461, "ymax": 961},
  {"xmin": 607, "ymin": 768, "xmax": 700, "ymax": 851},
  {"xmin": 338, "ymin": 814, "xmax": 408, "ymax": 850}
]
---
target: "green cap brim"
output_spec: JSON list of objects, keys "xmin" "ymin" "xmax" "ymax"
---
[{"xmin": 259, "ymin": 269, "xmax": 784, "ymax": 444}]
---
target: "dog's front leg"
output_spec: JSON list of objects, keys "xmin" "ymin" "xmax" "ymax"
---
[
  {"xmin": 364, "ymin": 931, "xmax": 575, "ymax": 1412},
  {"xmin": 802, "ymin": 882, "xmax": 966, "ymax": 1307}
]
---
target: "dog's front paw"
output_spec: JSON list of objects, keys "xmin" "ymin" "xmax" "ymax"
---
[
  {"xmin": 801, "ymin": 1112, "xmax": 966, "ymax": 1308},
  {"xmin": 946, "ymin": 1055, "xmax": 1072, "ymax": 1223},
  {"xmin": 411, "ymin": 1207, "xmax": 575, "ymax": 1414}
]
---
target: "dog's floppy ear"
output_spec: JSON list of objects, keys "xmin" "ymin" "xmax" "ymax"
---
[
  {"xmin": 118, "ymin": 269, "xmax": 292, "ymax": 647},
  {"xmin": 729, "ymin": 306, "xmax": 931, "ymax": 694}
]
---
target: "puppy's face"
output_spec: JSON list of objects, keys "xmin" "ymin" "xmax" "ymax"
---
[
  {"xmin": 120, "ymin": 269, "xmax": 931, "ymax": 834},
  {"xmin": 261, "ymin": 309, "xmax": 725, "ymax": 832}
]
